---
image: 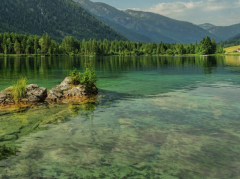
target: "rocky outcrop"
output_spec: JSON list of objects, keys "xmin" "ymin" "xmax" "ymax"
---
[
  {"xmin": 0, "ymin": 77, "xmax": 98, "ymax": 107},
  {"xmin": 46, "ymin": 77, "xmax": 98, "ymax": 102},
  {"xmin": 25, "ymin": 84, "xmax": 47, "ymax": 102},
  {"xmin": 0, "ymin": 84, "xmax": 47, "ymax": 106},
  {"xmin": 0, "ymin": 87, "xmax": 14, "ymax": 104}
]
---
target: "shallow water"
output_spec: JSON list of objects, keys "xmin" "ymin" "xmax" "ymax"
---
[{"xmin": 0, "ymin": 56, "xmax": 240, "ymax": 178}]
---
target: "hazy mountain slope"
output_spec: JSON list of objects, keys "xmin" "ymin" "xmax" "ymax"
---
[
  {"xmin": 219, "ymin": 33, "xmax": 240, "ymax": 47},
  {"xmin": 73, "ymin": 0, "xmax": 221, "ymax": 43},
  {"xmin": 124, "ymin": 10, "xmax": 221, "ymax": 43},
  {"xmin": 73, "ymin": 0, "xmax": 151, "ymax": 42},
  {"xmin": 208, "ymin": 23, "xmax": 240, "ymax": 40},
  {"xmin": 198, "ymin": 23, "xmax": 216, "ymax": 30},
  {"xmin": 0, "ymin": 0, "xmax": 126, "ymax": 42}
]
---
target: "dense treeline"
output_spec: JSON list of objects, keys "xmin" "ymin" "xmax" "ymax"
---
[{"xmin": 0, "ymin": 32, "xmax": 224, "ymax": 56}]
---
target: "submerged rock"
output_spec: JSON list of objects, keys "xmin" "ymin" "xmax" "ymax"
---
[
  {"xmin": 0, "ymin": 84, "xmax": 47, "ymax": 106},
  {"xmin": 46, "ymin": 77, "xmax": 98, "ymax": 102}
]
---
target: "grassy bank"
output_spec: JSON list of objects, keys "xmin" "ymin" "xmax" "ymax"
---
[{"xmin": 224, "ymin": 45, "xmax": 240, "ymax": 53}]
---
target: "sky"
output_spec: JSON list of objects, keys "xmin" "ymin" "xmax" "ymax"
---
[{"xmin": 91, "ymin": 0, "xmax": 240, "ymax": 26}]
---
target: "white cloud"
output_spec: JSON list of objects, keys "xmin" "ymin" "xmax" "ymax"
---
[{"xmin": 130, "ymin": 0, "xmax": 240, "ymax": 26}]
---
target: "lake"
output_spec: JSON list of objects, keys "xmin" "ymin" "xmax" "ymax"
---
[{"xmin": 0, "ymin": 55, "xmax": 240, "ymax": 179}]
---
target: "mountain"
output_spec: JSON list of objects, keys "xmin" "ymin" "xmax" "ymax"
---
[
  {"xmin": 198, "ymin": 23, "xmax": 216, "ymax": 30},
  {"xmin": 0, "ymin": 0, "xmax": 126, "ymax": 42},
  {"xmin": 73, "ymin": 0, "xmax": 152, "ymax": 43},
  {"xmin": 124, "ymin": 10, "xmax": 221, "ymax": 43},
  {"xmin": 219, "ymin": 33, "xmax": 240, "ymax": 48},
  {"xmin": 73, "ymin": 0, "xmax": 221, "ymax": 43},
  {"xmin": 207, "ymin": 23, "xmax": 240, "ymax": 41}
]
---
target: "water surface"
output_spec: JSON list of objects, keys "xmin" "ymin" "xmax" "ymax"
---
[{"xmin": 0, "ymin": 56, "xmax": 240, "ymax": 179}]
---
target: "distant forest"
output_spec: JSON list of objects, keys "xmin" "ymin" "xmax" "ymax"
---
[
  {"xmin": 0, "ymin": 32, "xmax": 224, "ymax": 56},
  {"xmin": 218, "ymin": 33, "xmax": 240, "ymax": 48}
]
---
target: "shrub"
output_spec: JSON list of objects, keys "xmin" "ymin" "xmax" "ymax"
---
[
  {"xmin": 80, "ymin": 67, "xmax": 97, "ymax": 89},
  {"xmin": 69, "ymin": 68, "xmax": 80, "ymax": 85},
  {"xmin": 69, "ymin": 62, "xmax": 97, "ymax": 92},
  {"xmin": 11, "ymin": 77, "xmax": 28, "ymax": 103}
]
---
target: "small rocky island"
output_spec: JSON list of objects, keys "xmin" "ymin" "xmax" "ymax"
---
[
  {"xmin": 0, "ymin": 84, "xmax": 47, "ymax": 105},
  {"xmin": 46, "ymin": 77, "xmax": 98, "ymax": 102},
  {"xmin": 0, "ymin": 68, "xmax": 98, "ymax": 108}
]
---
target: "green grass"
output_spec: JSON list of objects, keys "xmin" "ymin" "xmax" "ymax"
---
[
  {"xmin": 224, "ymin": 45, "xmax": 240, "ymax": 53},
  {"xmin": 11, "ymin": 77, "xmax": 28, "ymax": 103}
]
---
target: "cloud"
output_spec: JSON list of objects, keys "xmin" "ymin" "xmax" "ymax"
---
[{"xmin": 130, "ymin": 0, "xmax": 240, "ymax": 26}]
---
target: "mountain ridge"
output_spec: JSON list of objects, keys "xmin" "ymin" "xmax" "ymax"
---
[
  {"xmin": 0, "ymin": 0, "xmax": 126, "ymax": 42},
  {"xmin": 198, "ymin": 23, "xmax": 216, "ymax": 30},
  {"xmin": 219, "ymin": 33, "xmax": 240, "ymax": 48},
  {"xmin": 207, "ymin": 23, "xmax": 240, "ymax": 41},
  {"xmin": 73, "ymin": 0, "xmax": 222, "ymax": 43}
]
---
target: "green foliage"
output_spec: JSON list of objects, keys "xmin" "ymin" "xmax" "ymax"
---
[
  {"xmin": 69, "ymin": 62, "xmax": 97, "ymax": 91},
  {"xmin": 0, "ymin": 32, "xmax": 221, "ymax": 55},
  {"xmin": 39, "ymin": 33, "xmax": 51, "ymax": 55},
  {"xmin": 69, "ymin": 68, "xmax": 80, "ymax": 85},
  {"xmin": 11, "ymin": 77, "xmax": 28, "ymax": 103},
  {"xmin": 195, "ymin": 36, "xmax": 217, "ymax": 55},
  {"xmin": 0, "ymin": 145, "xmax": 17, "ymax": 160},
  {"xmin": 14, "ymin": 40, "xmax": 20, "ymax": 54},
  {"xmin": 80, "ymin": 67, "xmax": 98, "ymax": 89}
]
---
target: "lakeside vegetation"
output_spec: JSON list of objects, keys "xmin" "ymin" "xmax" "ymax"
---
[
  {"xmin": 11, "ymin": 77, "xmax": 28, "ymax": 103},
  {"xmin": 0, "ymin": 32, "xmax": 225, "ymax": 56}
]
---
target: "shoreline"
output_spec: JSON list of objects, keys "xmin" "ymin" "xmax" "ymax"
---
[{"xmin": 1, "ymin": 54, "xmax": 240, "ymax": 57}]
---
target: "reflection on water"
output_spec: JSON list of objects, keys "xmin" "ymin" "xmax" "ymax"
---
[
  {"xmin": 0, "ymin": 56, "xmax": 240, "ymax": 178},
  {"xmin": 0, "ymin": 55, "xmax": 227, "ymax": 91}
]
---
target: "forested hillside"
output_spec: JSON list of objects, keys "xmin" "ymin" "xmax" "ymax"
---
[
  {"xmin": 73, "ymin": 0, "xmax": 221, "ymax": 43},
  {"xmin": 73, "ymin": 0, "xmax": 152, "ymax": 43},
  {"xmin": 207, "ymin": 23, "xmax": 240, "ymax": 41},
  {"xmin": 0, "ymin": 0, "xmax": 126, "ymax": 42},
  {"xmin": 219, "ymin": 33, "xmax": 240, "ymax": 48},
  {"xmin": 125, "ymin": 10, "xmax": 221, "ymax": 44}
]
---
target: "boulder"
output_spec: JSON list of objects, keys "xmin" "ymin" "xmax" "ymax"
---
[
  {"xmin": 25, "ymin": 84, "xmax": 47, "ymax": 102},
  {"xmin": 0, "ymin": 84, "xmax": 47, "ymax": 105},
  {"xmin": 0, "ymin": 87, "xmax": 14, "ymax": 104},
  {"xmin": 46, "ymin": 77, "xmax": 98, "ymax": 102}
]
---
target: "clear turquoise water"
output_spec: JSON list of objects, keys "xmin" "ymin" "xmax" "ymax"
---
[{"xmin": 0, "ymin": 56, "xmax": 240, "ymax": 178}]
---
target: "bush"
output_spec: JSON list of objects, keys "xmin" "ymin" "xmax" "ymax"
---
[
  {"xmin": 69, "ymin": 62, "xmax": 97, "ymax": 92},
  {"xmin": 69, "ymin": 68, "xmax": 80, "ymax": 85},
  {"xmin": 80, "ymin": 67, "xmax": 97, "ymax": 88},
  {"xmin": 11, "ymin": 77, "xmax": 28, "ymax": 103}
]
